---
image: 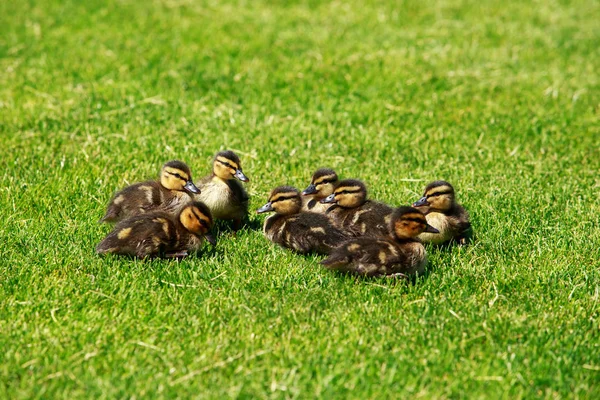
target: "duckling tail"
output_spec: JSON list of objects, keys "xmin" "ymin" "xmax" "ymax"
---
[
  {"xmin": 95, "ymin": 238, "xmax": 115, "ymax": 254},
  {"xmin": 321, "ymin": 232, "xmax": 348, "ymax": 254},
  {"xmin": 99, "ymin": 208, "xmax": 119, "ymax": 223},
  {"xmin": 321, "ymin": 253, "xmax": 350, "ymax": 269}
]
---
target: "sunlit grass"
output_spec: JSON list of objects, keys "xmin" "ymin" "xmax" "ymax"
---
[{"xmin": 1, "ymin": 0, "xmax": 599, "ymax": 398}]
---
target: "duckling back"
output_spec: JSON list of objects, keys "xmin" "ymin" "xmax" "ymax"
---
[
  {"xmin": 263, "ymin": 212, "xmax": 348, "ymax": 255},
  {"xmin": 322, "ymin": 206, "xmax": 436, "ymax": 277},
  {"xmin": 96, "ymin": 211, "xmax": 204, "ymax": 258},
  {"xmin": 101, "ymin": 160, "xmax": 200, "ymax": 223},
  {"xmin": 327, "ymin": 200, "xmax": 394, "ymax": 238},
  {"xmin": 100, "ymin": 181, "xmax": 175, "ymax": 223},
  {"xmin": 321, "ymin": 237, "xmax": 426, "ymax": 277}
]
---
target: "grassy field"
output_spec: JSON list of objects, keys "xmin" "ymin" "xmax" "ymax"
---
[{"xmin": 1, "ymin": 0, "xmax": 599, "ymax": 398}]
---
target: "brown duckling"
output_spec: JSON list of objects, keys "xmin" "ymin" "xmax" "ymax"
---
[
  {"xmin": 321, "ymin": 206, "xmax": 439, "ymax": 278},
  {"xmin": 257, "ymin": 186, "xmax": 349, "ymax": 254},
  {"xmin": 196, "ymin": 150, "xmax": 249, "ymax": 231},
  {"xmin": 412, "ymin": 180, "xmax": 471, "ymax": 245},
  {"xmin": 301, "ymin": 168, "xmax": 339, "ymax": 214},
  {"xmin": 96, "ymin": 201, "xmax": 216, "ymax": 259},
  {"xmin": 320, "ymin": 179, "xmax": 394, "ymax": 237},
  {"xmin": 100, "ymin": 160, "xmax": 200, "ymax": 223}
]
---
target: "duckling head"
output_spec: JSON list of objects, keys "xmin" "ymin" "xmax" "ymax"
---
[
  {"xmin": 179, "ymin": 201, "xmax": 216, "ymax": 245},
  {"xmin": 160, "ymin": 160, "xmax": 201, "ymax": 194},
  {"xmin": 302, "ymin": 168, "xmax": 338, "ymax": 198},
  {"xmin": 412, "ymin": 180, "xmax": 455, "ymax": 213},
  {"xmin": 212, "ymin": 150, "xmax": 249, "ymax": 182},
  {"xmin": 392, "ymin": 206, "xmax": 439, "ymax": 239},
  {"xmin": 320, "ymin": 179, "xmax": 367, "ymax": 208},
  {"xmin": 257, "ymin": 186, "xmax": 302, "ymax": 215}
]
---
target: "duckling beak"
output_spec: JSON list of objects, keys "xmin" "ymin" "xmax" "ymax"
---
[
  {"xmin": 234, "ymin": 169, "xmax": 249, "ymax": 182},
  {"xmin": 256, "ymin": 201, "xmax": 273, "ymax": 214},
  {"xmin": 412, "ymin": 196, "xmax": 429, "ymax": 208},
  {"xmin": 302, "ymin": 184, "xmax": 317, "ymax": 195},
  {"xmin": 205, "ymin": 233, "xmax": 217, "ymax": 246},
  {"xmin": 424, "ymin": 224, "xmax": 440, "ymax": 234},
  {"xmin": 320, "ymin": 194, "xmax": 336, "ymax": 204},
  {"xmin": 184, "ymin": 180, "xmax": 201, "ymax": 194}
]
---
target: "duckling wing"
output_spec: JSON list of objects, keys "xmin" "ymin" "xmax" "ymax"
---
[
  {"xmin": 296, "ymin": 213, "xmax": 349, "ymax": 254},
  {"xmin": 452, "ymin": 205, "xmax": 472, "ymax": 244},
  {"xmin": 323, "ymin": 238, "xmax": 423, "ymax": 277},
  {"xmin": 227, "ymin": 179, "xmax": 249, "ymax": 214},
  {"xmin": 322, "ymin": 238, "xmax": 392, "ymax": 276},
  {"xmin": 96, "ymin": 213, "xmax": 178, "ymax": 258},
  {"xmin": 100, "ymin": 180, "xmax": 163, "ymax": 222},
  {"xmin": 267, "ymin": 213, "xmax": 346, "ymax": 255},
  {"xmin": 339, "ymin": 201, "xmax": 394, "ymax": 237}
]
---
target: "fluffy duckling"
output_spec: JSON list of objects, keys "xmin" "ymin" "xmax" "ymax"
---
[
  {"xmin": 320, "ymin": 179, "xmax": 394, "ymax": 237},
  {"xmin": 301, "ymin": 168, "xmax": 339, "ymax": 214},
  {"xmin": 96, "ymin": 201, "xmax": 216, "ymax": 259},
  {"xmin": 196, "ymin": 150, "xmax": 249, "ymax": 230},
  {"xmin": 257, "ymin": 186, "xmax": 348, "ymax": 254},
  {"xmin": 412, "ymin": 180, "xmax": 471, "ymax": 245},
  {"xmin": 100, "ymin": 160, "xmax": 200, "ymax": 223},
  {"xmin": 321, "ymin": 206, "xmax": 439, "ymax": 278}
]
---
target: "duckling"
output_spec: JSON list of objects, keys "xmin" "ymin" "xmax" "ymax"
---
[
  {"xmin": 196, "ymin": 150, "xmax": 249, "ymax": 231},
  {"xmin": 96, "ymin": 201, "xmax": 216, "ymax": 259},
  {"xmin": 412, "ymin": 180, "xmax": 471, "ymax": 245},
  {"xmin": 320, "ymin": 179, "xmax": 394, "ymax": 238},
  {"xmin": 257, "ymin": 186, "xmax": 349, "ymax": 254},
  {"xmin": 301, "ymin": 168, "xmax": 339, "ymax": 214},
  {"xmin": 100, "ymin": 160, "xmax": 200, "ymax": 223},
  {"xmin": 321, "ymin": 206, "xmax": 439, "ymax": 277}
]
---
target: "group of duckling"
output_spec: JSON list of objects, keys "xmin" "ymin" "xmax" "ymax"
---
[
  {"xmin": 96, "ymin": 151, "xmax": 249, "ymax": 258},
  {"xmin": 97, "ymin": 150, "xmax": 471, "ymax": 279}
]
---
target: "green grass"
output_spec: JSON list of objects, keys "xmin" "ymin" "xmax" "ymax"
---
[{"xmin": 1, "ymin": 0, "xmax": 599, "ymax": 398}]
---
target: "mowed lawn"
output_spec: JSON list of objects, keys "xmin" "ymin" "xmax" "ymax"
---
[{"xmin": 1, "ymin": 0, "xmax": 599, "ymax": 398}]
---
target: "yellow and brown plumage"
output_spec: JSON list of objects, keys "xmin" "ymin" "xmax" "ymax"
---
[
  {"xmin": 301, "ymin": 168, "xmax": 339, "ymax": 214},
  {"xmin": 321, "ymin": 206, "xmax": 439, "ymax": 277},
  {"xmin": 100, "ymin": 160, "xmax": 200, "ymax": 223},
  {"xmin": 320, "ymin": 179, "xmax": 394, "ymax": 237},
  {"xmin": 96, "ymin": 201, "xmax": 215, "ymax": 259},
  {"xmin": 412, "ymin": 180, "xmax": 471, "ymax": 245},
  {"xmin": 196, "ymin": 150, "xmax": 249, "ymax": 230},
  {"xmin": 257, "ymin": 186, "xmax": 349, "ymax": 254}
]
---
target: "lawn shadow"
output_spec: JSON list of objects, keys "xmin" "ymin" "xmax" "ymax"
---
[
  {"xmin": 320, "ymin": 264, "xmax": 436, "ymax": 286},
  {"xmin": 211, "ymin": 216, "xmax": 262, "ymax": 237}
]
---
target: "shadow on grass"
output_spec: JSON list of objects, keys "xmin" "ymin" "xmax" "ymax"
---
[
  {"xmin": 211, "ymin": 216, "xmax": 262, "ymax": 237},
  {"xmin": 320, "ymin": 263, "xmax": 438, "ymax": 286}
]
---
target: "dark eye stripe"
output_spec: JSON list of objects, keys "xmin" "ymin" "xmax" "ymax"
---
[
  {"xmin": 336, "ymin": 189, "xmax": 361, "ymax": 195},
  {"xmin": 427, "ymin": 191, "xmax": 451, "ymax": 198},
  {"xmin": 271, "ymin": 195, "xmax": 297, "ymax": 203},
  {"xmin": 315, "ymin": 178, "xmax": 335, "ymax": 185},
  {"xmin": 194, "ymin": 215, "xmax": 211, "ymax": 229},
  {"xmin": 167, "ymin": 171, "xmax": 186, "ymax": 180},
  {"xmin": 402, "ymin": 217, "xmax": 427, "ymax": 224},
  {"xmin": 218, "ymin": 160, "xmax": 236, "ymax": 170}
]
